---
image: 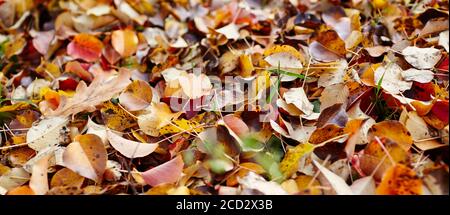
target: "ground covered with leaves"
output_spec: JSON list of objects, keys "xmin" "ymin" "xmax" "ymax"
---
[{"xmin": 0, "ymin": 0, "xmax": 448, "ymax": 195}]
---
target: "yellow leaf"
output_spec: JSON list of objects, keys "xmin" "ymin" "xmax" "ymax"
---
[
  {"xmin": 35, "ymin": 60, "xmax": 61, "ymax": 80},
  {"xmin": 0, "ymin": 102, "xmax": 30, "ymax": 112},
  {"xmin": 239, "ymin": 55, "xmax": 254, "ymax": 77},
  {"xmin": 280, "ymin": 142, "xmax": 315, "ymax": 179},
  {"xmin": 263, "ymin": 45, "xmax": 305, "ymax": 65}
]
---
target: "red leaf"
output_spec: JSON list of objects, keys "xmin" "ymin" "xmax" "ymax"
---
[{"xmin": 67, "ymin": 34, "xmax": 104, "ymax": 62}]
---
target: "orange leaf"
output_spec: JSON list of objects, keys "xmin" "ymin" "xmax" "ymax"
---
[
  {"xmin": 316, "ymin": 29, "xmax": 346, "ymax": 56},
  {"xmin": 7, "ymin": 185, "xmax": 35, "ymax": 195},
  {"xmin": 111, "ymin": 29, "xmax": 138, "ymax": 57}
]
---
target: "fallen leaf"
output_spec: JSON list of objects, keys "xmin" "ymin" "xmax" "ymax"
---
[
  {"xmin": 280, "ymin": 142, "xmax": 315, "ymax": 179},
  {"xmin": 101, "ymin": 101, "xmax": 136, "ymax": 131},
  {"xmin": 142, "ymin": 156, "xmax": 184, "ymax": 187},
  {"xmin": 237, "ymin": 172, "xmax": 288, "ymax": 195},
  {"xmin": 0, "ymin": 168, "xmax": 30, "ymax": 191},
  {"xmin": 376, "ymin": 164, "xmax": 422, "ymax": 195},
  {"xmin": 374, "ymin": 63, "xmax": 412, "ymax": 95},
  {"xmin": 29, "ymin": 155, "xmax": 50, "ymax": 195},
  {"xmin": 26, "ymin": 116, "xmax": 68, "ymax": 151},
  {"xmin": 402, "ymin": 46, "xmax": 442, "ymax": 70},
  {"xmin": 313, "ymin": 159, "xmax": 353, "ymax": 195},
  {"xmin": 316, "ymin": 29, "xmax": 346, "ymax": 56},
  {"xmin": 50, "ymin": 168, "xmax": 84, "ymax": 188},
  {"xmin": 401, "ymin": 69, "xmax": 434, "ymax": 83},
  {"xmin": 439, "ymin": 30, "xmax": 449, "ymax": 52},
  {"xmin": 137, "ymin": 102, "xmax": 182, "ymax": 137},
  {"xmin": 111, "ymin": 29, "xmax": 138, "ymax": 57},
  {"xmin": 106, "ymin": 130, "xmax": 158, "ymax": 158},
  {"xmin": 67, "ymin": 33, "xmax": 104, "ymax": 62},
  {"xmin": 284, "ymin": 87, "xmax": 314, "ymax": 116},
  {"xmin": 215, "ymin": 23, "xmax": 240, "ymax": 40},
  {"xmin": 368, "ymin": 120, "xmax": 414, "ymax": 151},
  {"xmin": 350, "ymin": 176, "xmax": 376, "ymax": 195},
  {"xmin": 7, "ymin": 185, "xmax": 35, "ymax": 195},
  {"xmin": 63, "ymin": 134, "xmax": 107, "ymax": 182},
  {"xmin": 41, "ymin": 68, "xmax": 131, "ymax": 117}
]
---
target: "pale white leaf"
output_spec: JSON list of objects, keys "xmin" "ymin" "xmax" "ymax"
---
[
  {"xmin": 318, "ymin": 60, "xmax": 347, "ymax": 87},
  {"xmin": 216, "ymin": 23, "xmax": 240, "ymax": 40},
  {"xmin": 264, "ymin": 52, "xmax": 303, "ymax": 69},
  {"xmin": 29, "ymin": 155, "xmax": 50, "ymax": 195},
  {"xmin": 0, "ymin": 168, "xmax": 30, "ymax": 191},
  {"xmin": 374, "ymin": 63, "xmax": 412, "ymax": 94}
]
